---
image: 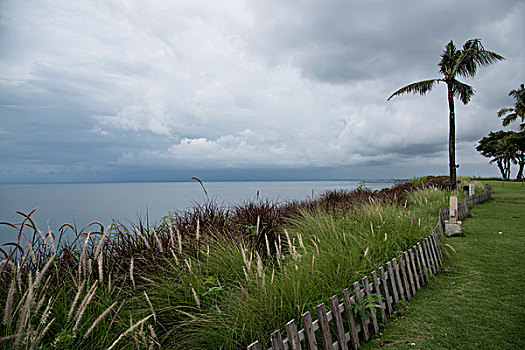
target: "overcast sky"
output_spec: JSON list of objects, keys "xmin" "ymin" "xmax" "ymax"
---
[{"xmin": 1, "ymin": 0, "xmax": 524, "ymax": 183}]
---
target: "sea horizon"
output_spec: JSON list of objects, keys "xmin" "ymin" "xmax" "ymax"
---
[{"xmin": 0, "ymin": 178, "xmax": 408, "ymax": 185}]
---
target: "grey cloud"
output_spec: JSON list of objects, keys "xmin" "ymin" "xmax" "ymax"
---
[
  {"xmin": 248, "ymin": 0, "xmax": 522, "ymax": 83},
  {"xmin": 0, "ymin": 0, "xmax": 524, "ymax": 183},
  {"xmin": 389, "ymin": 142, "xmax": 445, "ymax": 157}
]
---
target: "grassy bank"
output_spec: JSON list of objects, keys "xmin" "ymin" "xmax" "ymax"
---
[
  {"xmin": 362, "ymin": 181, "xmax": 525, "ymax": 349},
  {"xmin": 0, "ymin": 177, "xmax": 474, "ymax": 349}
]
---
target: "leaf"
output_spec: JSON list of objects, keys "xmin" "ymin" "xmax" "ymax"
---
[{"xmin": 387, "ymin": 79, "xmax": 441, "ymax": 101}]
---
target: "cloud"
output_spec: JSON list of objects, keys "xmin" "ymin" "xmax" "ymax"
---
[
  {"xmin": 246, "ymin": 1, "xmax": 523, "ymax": 81},
  {"xmin": 0, "ymin": 0, "xmax": 524, "ymax": 182}
]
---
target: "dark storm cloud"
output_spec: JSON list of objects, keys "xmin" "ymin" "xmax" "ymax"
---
[
  {"xmin": 248, "ymin": 0, "xmax": 522, "ymax": 83},
  {"xmin": 391, "ymin": 143, "xmax": 445, "ymax": 157}
]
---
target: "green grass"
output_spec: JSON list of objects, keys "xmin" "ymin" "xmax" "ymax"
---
[{"xmin": 362, "ymin": 181, "xmax": 525, "ymax": 350}]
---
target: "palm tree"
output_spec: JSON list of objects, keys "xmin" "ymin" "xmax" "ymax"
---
[
  {"xmin": 388, "ymin": 39, "xmax": 504, "ymax": 189},
  {"xmin": 476, "ymin": 130, "xmax": 509, "ymax": 179},
  {"xmin": 494, "ymin": 136, "xmax": 516, "ymax": 181},
  {"xmin": 498, "ymin": 83, "xmax": 525, "ymax": 130},
  {"xmin": 509, "ymin": 131, "xmax": 525, "ymax": 180}
]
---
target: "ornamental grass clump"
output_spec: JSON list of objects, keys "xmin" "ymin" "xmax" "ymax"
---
[
  {"xmin": 0, "ymin": 218, "xmax": 158, "ymax": 350},
  {"xmin": 123, "ymin": 186, "xmax": 453, "ymax": 348}
]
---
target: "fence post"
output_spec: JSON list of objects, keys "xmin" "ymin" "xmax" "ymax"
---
[
  {"xmin": 444, "ymin": 196, "xmax": 462, "ymax": 237},
  {"xmin": 408, "ymin": 248, "xmax": 421, "ymax": 290},
  {"xmin": 386, "ymin": 261, "xmax": 399, "ymax": 303},
  {"xmin": 404, "ymin": 251, "xmax": 416, "ymax": 295},
  {"xmin": 362, "ymin": 276, "xmax": 379, "ymax": 334},
  {"xmin": 285, "ymin": 319, "xmax": 301, "ymax": 350},
  {"xmin": 329, "ymin": 295, "xmax": 348, "ymax": 350},
  {"xmin": 342, "ymin": 288, "xmax": 360, "ymax": 349},
  {"xmin": 397, "ymin": 256, "xmax": 411, "ymax": 300},
  {"xmin": 317, "ymin": 303, "xmax": 334, "ymax": 349},
  {"xmin": 270, "ymin": 329, "xmax": 285, "ymax": 350},
  {"xmin": 449, "ymin": 196, "xmax": 458, "ymax": 223},
  {"xmin": 353, "ymin": 282, "xmax": 369, "ymax": 341},
  {"xmin": 301, "ymin": 312, "xmax": 318, "ymax": 350},
  {"xmin": 379, "ymin": 267, "xmax": 392, "ymax": 316},
  {"xmin": 371, "ymin": 270, "xmax": 387, "ymax": 324}
]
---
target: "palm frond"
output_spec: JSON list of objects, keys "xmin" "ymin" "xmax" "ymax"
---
[
  {"xmin": 462, "ymin": 38, "xmax": 484, "ymax": 52},
  {"xmin": 509, "ymin": 84, "xmax": 524, "ymax": 100},
  {"xmin": 499, "ymin": 83, "xmax": 525, "ymax": 128},
  {"xmin": 453, "ymin": 39, "xmax": 504, "ymax": 78},
  {"xmin": 498, "ymin": 107, "xmax": 514, "ymax": 118},
  {"xmin": 387, "ymin": 79, "xmax": 441, "ymax": 101},
  {"xmin": 502, "ymin": 112, "xmax": 518, "ymax": 127},
  {"xmin": 509, "ymin": 84, "xmax": 525, "ymax": 116},
  {"xmin": 439, "ymin": 41, "xmax": 458, "ymax": 76},
  {"xmin": 451, "ymin": 80, "xmax": 474, "ymax": 105}
]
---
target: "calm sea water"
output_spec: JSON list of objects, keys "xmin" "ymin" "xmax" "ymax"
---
[{"xmin": 0, "ymin": 180, "xmax": 394, "ymax": 244}]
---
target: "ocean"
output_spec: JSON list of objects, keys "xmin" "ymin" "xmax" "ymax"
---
[{"xmin": 0, "ymin": 180, "xmax": 395, "ymax": 244}]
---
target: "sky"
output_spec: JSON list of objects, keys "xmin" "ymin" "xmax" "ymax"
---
[{"xmin": 1, "ymin": 0, "xmax": 524, "ymax": 183}]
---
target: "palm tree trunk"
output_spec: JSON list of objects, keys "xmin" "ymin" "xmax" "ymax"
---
[
  {"xmin": 447, "ymin": 83, "xmax": 457, "ymax": 190},
  {"xmin": 496, "ymin": 160, "xmax": 505, "ymax": 179},
  {"xmin": 517, "ymin": 154, "xmax": 524, "ymax": 180},
  {"xmin": 502, "ymin": 157, "xmax": 511, "ymax": 180}
]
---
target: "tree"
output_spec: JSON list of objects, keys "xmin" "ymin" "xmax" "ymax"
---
[
  {"xmin": 476, "ymin": 131, "xmax": 512, "ymax": 179},
  {"xmin": 498, "ymin": 83, "xmax": 525, "ymax": 130},
  {"xmin": 495, "ymin": 136, "xmax": 517, "ymax": 180},
  {"xmin": 476, "ymin": 130, "xmax": 524, "ymax": 180},
  {"xmin": 509, "ymin": 131, "xmax": 525, "ymax": 179},
  {"xmin": 388, "ymin": 39, "xmax": 504, "ymax": 189}
]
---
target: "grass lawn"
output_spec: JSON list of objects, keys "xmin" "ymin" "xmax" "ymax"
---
[{"xmin": 362, "ymin": 181, "xmax": 525, "ymax": 350}]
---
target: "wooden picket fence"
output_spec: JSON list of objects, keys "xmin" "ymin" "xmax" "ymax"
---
[{"xmin": 247, "ymin": 188, "xmax": 492, "ymax": 350}]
